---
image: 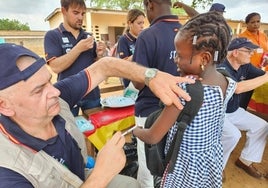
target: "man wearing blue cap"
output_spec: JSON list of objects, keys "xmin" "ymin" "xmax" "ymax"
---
[
  {"xmin": 217, "ymin": 37, "xmax": 268, "ymax": 180},
  {"xmin": 209, "ymin": 3, "xmax": 225, "ymax": 14},
  {"xmin": 0, "ymin": 43, "xmax": 193, "ymax": 187}
]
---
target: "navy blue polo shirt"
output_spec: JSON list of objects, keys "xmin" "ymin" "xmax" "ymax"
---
[
  {"xmin": 44, "ymin": 23, "xmax": 100, "ymax": 103},
  {"xmin": 0, "ymin": 71, "xmax": 89, "ymax": 187},
  {"xmin": 217, "ymin": 60, "xmax": 265, "ymax": 113},
  {"xmin": 117, "ymin": 31, "xmax": 136, "ymax": 59},
  {"xmin": 117, "ymin": 31, "xmax": 137, "ymax": 87},
  {"xmin": 133, "ymin": 15, "xmax": 181, "ymax": 117}
]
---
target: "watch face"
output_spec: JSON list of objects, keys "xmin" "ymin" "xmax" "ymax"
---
[
  {"xmin": 145, "ymin": 68, "xmax": 158, "ymax": 86},
  {"xmin": 147, "ymin": 69, "xmax": 155, "ymax": 77},
  {"xmin": 146, "ymin": 69, "xmax": 156, "ymax": 77}
]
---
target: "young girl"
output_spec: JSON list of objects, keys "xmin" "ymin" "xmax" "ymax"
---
[{"xmin": 133, "ymin": 11, "xmax": 236, "ymax": 188}]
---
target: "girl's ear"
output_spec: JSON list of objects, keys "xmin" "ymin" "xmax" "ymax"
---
[{"xmin": 201, "ymin": 51, "xmax": 212, "ymax": 65}]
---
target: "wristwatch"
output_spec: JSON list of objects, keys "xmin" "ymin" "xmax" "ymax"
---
[{"xmin": 144, "ymin": 68, "xmax": 158, "ymax": 86}]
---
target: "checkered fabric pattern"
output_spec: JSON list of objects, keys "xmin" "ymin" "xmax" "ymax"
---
[{"xmin": 162, "ymin": 78, "xmax": 236, "ymax": 188}]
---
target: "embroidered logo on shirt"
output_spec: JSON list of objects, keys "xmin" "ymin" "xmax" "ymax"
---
[
  {"xmin": 62, "ymin": 37, "xmax": 69, "ymax": 43},
  {"xmin": 240, "ymin": 75, "xmax": 246, "ymax": 81}
]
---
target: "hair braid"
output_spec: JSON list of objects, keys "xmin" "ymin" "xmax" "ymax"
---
[{"xmin": 180, "ymin": 11, "xmax": 231, "ymax": 64}]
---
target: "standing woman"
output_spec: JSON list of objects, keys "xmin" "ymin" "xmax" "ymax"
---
[
  {"xmin": 239, "ymin": 12, "xmax": 268, "ymax": 117},
  {"xmin": 117, "ymin": 9, "xmax": 145, "ymax": 88}
]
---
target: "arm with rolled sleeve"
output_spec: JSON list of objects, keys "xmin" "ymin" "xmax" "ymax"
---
[{"xmin": 44, "ymin": 29, "xmax": 95, "ymax": 74}]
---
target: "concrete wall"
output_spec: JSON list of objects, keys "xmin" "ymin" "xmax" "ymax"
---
[{"xmin": 0, "ymin": 31, "xmax": 46, "ymax": 57}]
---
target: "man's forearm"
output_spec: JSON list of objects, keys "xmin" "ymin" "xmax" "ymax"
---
[
  {"xmin": 81, "ymin": 170, "xmax": 110, "ymax": 188},
  {"xmin": 48, "ymin": 48, "xmax": 81, "ymax": 74},
  {"xmin": 236, "ymin": 73, "xmax": 268, "ymax": 94},
  {"xmin": 86, "ymin": 57, "xmax": 193, "ymax": 110},
  {"xmin": 86, "ymin": 57, "xmax": 145, "ymax": 89},
  {"xmin": 173, "ymin": 2, "xmax": 199, "ymax": 17}
]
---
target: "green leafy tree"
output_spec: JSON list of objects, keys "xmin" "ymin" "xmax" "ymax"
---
[
  {"xmin": 0, "ymin": 18, "xmax": 30, "ymax": 31},
  {"xmin": 191, "ymin": 0, "xmax": 213, "ymax": 9},
  {"xmin": 87, "ymin": 0, "xmax": 142, "ymax": 10},
  {"xmin": 87, "ymin": 0, "xmax": 213, "ymax": 10}
]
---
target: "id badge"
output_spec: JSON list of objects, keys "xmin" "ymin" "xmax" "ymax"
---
[{"xmin": 256, "ymin": 48, "xmax": 264, "ymax": 54}]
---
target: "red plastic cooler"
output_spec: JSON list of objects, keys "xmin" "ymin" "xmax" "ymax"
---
[{"xmin": 84, "ymin": 106, "xmax": 135, "ymax": 150}]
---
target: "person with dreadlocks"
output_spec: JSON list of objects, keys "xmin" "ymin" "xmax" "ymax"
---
[{"xmin": 133, "ymin": 11, "xmax": 236, "ymax": 187}]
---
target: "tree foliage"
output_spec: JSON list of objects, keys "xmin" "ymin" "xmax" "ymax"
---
[
  {"xmin": 191, "ymin": 0, "xmax": 213, "ymax": 9},
  {"xmin": 87, "ymin": 0, "xmax": 142, "ymax": 10},
  {"xmin": 0, "ymin": 18, "xmax": 30, "ymax": 31},
  {"xmin": 86, "ymin": 0, "xmax": 213, "ymax": 10}
]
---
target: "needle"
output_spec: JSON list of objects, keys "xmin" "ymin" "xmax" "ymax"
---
[{"xmin": 121, "ymin": 125, "xmax": 138, "ymax": 136}]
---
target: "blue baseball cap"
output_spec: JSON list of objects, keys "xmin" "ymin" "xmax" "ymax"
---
[
  {"xmin": 209, "ymin": 3, "xmax": 225, "ymax": 12},
  {"xmin": 228, "ymin": 37, "xmax": 259, "ymax": 51},
  {"xmin": 0, "ymin": 43, "xmax": 46, "ymax": 90}
]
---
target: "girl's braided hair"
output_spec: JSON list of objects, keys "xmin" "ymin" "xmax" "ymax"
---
[{"xmin": 179, "ymin": 11, "xmax": 232, "ymax": 64}]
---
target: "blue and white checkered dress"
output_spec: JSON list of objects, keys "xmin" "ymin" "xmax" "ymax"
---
[{"xmin": 161, "ymin": 78, "xmax": 236, "ymax": 188}]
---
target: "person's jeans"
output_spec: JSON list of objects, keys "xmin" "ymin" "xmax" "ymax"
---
[{"xmin": 71, "ymin": 98, "xmax": 101, "ymax": 116}]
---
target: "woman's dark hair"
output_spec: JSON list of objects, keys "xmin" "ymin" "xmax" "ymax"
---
[
  {"xmin": 179, "ymin": 11, "xmax": 232, "ymax": 64},
  {"xmin": 245, "ymin": 12, "xmax": 261, "ymax": 24}
]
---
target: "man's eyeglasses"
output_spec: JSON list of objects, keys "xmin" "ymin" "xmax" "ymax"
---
[{"xmin": 237, "ymin": 49, "xmax": 254, "ymax": 54}]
